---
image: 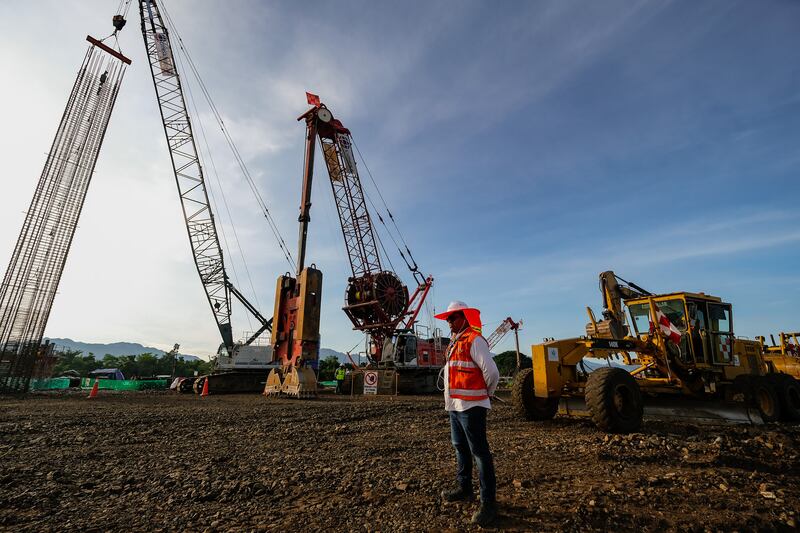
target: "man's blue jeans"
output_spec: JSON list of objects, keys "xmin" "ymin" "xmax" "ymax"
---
[{"xmin": 449, "ymin": 406, "xmax": 496, "ymax": 503}]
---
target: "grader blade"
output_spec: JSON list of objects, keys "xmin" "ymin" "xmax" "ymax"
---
[
  {"xmin": 282, "ymin": 367, "xmax": 317, "ymax": 398},
  {"xmin": 558, "ymin": 396, "xmax": 763, "ymax": 426},
  {"xmin": 641, "ymin": 397, "xmax": 764, "ymax": 425}
]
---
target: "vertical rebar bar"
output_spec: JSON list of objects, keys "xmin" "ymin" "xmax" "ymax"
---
[{"xmin": 0, "ymin": 42, "xmax": 128, "ymax": 394}]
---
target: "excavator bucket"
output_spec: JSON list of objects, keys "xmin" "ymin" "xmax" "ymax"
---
[
  {"xmin": 263, "ymin": 369, "xmax": 283, "ymax": 396},
  {"xmin": 263, "ymin": 367, "xmax": 317, "ymax": 398},
  {"xmin": 282, "ymin": 366, "xmax": 317, "ymax": 398}
]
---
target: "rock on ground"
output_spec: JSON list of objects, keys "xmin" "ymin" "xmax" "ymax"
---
[{"xmin": 0, "ymin": 392, "xmax": 798, "ymax": 531}]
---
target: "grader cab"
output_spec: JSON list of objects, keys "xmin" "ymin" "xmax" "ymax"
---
[{"xmin": 513, "ymin": 273, "xmax": 800, "ymax": 433}]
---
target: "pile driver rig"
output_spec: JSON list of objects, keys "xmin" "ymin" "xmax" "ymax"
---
[{"xmin": 288, "ymin": 99, "xmax": 447, "ymax": 393}]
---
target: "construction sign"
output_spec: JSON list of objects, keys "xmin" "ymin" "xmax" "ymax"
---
[{"xmin": 364, "ymin": 371, "xmax": 378, "ymax": 395}]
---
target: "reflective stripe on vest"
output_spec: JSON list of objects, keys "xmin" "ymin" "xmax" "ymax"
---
[{"xmin": 447, "ymin": 329, "xmax": 489, "ymax": 401}]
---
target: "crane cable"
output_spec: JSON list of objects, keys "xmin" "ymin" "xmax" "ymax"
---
[
  {"xmin": 100, "ymin": 0, "xmax": 134, "ymax": 52},
  {"xmin": 361, "ymin": 184, "xmax": 403, "ymax": 276},
  {"xmin": 159, "ymin": 2, "xmax": 297, "ymax": 272},
  {"xmin": 351, "ymin": 138, "xmax": 423, "ymax": 279},
  {"xmin": 173, "ymin": 40, "xmax": 258, "ymax": 332}
]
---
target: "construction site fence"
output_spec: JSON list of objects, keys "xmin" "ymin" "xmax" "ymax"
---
[
  {"xmin": 80, "ymin": 378, "xmax": 169, "ymax": 391},
  {"xmin": 28, "ymin": 378, "xmax": 169, "ymax": 391}
]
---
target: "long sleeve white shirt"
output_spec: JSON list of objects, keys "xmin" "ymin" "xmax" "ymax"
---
[{"xmin": 444, "ymin": 331, "xmax": 499, "ymax": 412}]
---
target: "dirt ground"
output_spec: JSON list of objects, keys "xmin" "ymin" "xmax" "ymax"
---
[{"xmin": 0, "ymin": 391, "xmax": 798, "ymax": 532}]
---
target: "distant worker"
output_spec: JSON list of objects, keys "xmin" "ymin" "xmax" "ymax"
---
[
  {"xmin": 435, "ymin": 301, "xmax": 500, "ymax": 527},
  {"xmin": 335, "ymin": 364, "xmax": 346, "ymax": 394}
]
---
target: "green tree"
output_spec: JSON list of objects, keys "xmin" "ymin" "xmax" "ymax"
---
[
  {"xmin": 173, "ymin": 356, "xmax": 213, "ymax": 377},
  {"xmin": 117, "ymin": 355, "xmax": 138, "ymax": 379},
  {"xmin": 318, "ymin": 355, "xmax": 341, "ymax": 381},
  {"xmin": 493, "ymin": 350, "xmax": 532, "ymax": 376},
  {"xmin": 51, "ymin": 347, "xmax": 214, "ymax": 379},
  {"xmin": 136, "ymin": 353, "xmax": 158, "ymax": 378}
]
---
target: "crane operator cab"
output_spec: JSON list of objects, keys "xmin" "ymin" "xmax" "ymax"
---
[
  {"xmin": 216, "ymin": 342, "xmax": 276, "ymax": 371},
  {"xmin": 382, "ymin": 333, "xmax": 418, "ymax": 365},
  {"xmin": 381, "ymin": 329, "xmax": 448, "ymax": 368}
]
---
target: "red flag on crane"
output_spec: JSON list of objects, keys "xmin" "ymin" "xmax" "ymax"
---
[{"xmin": 306, "ymin": 92, "xmax": 321, "ymax": 107}]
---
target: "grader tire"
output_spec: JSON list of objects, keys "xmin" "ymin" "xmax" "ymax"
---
[
  {"xmin": 585, "ymin": 367, "xmax": 643, "ymax": 433},
  {"xmin": 752, "ymin": 376, "xmax": 781, "ymax": 423},
  {"xmin": 771, "ymin": 374, "xmax": 800, "ymax": 422},
  {"xmin": 511, "ymin": 368, "xmax": 558, "ymax": 421}
]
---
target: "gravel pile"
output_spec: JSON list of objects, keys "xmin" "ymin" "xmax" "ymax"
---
[{"xmin": 0, "ymin": 391, "xmax": 797, "ymax": 531}]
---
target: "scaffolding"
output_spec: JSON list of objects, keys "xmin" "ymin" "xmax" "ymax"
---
[{"xmin": 0, "ymin": 37, "xmax": 130, "ymax": 393}]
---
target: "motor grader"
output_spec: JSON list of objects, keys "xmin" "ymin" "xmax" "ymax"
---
[
  {"xmin": 756, "ymin": 332, "xmax": 800, "ymax": 413},
  {"xmin": 513, "ymin": 271, "xmax": 800, "ymax": 433},
  {"xmin": 758, "ymin": 332, "xmax": 800, "ymax": 377}
]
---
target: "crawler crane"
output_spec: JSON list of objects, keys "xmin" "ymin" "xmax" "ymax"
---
[
  {"xmin": 292, "ymin": 98, "xmax": 447, "ymax": 393},
  {"xmin": 140, "ymin": 0, "xmax": 278, "ymax": 393}
]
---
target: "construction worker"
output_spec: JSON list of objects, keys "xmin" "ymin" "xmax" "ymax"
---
[
  {"xmin": 334, "ymin": 364, "xmax": 346, "ymax": 394},
  {"xmin": 435, "ymin": 300, "xmax": 500, "ymax": 527}
]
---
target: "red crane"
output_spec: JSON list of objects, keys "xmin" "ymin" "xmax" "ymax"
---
[{"xmin": 298, "ymin": 99, "xmax": 446, "ymax": 386}]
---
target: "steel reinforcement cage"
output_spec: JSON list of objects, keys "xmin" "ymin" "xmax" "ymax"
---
[{"xmin": 0, "ymin": 39, "xmax": 128, "ymax": 394}]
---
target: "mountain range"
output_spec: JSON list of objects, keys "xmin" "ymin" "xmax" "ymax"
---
[
  {"xmin": 47, "ymin": 338, "xmax": 202, "ymax": 361},
  {"xmin": 48, "ymin": 338, "xmax": 350, "ymax": 363},
  {"xmin": 319, "ymin": 348, "xmax": 359, "ymax": 365}
]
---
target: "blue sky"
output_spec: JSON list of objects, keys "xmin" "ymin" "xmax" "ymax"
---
[{"xmin": 1, "ymin": 1, "xmax": 798, "ymax": 357}]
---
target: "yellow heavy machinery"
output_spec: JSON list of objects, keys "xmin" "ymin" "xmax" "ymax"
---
[
  {"xmin": 513, "ymin": 271, "xmax": 800, "ymax": 432},
  {"xmin": 757, "ymin": 332, "xmax": 800, "ymax": 418},
  {"xmin": 759, "ymin": 332, "xmax": 800, "ymax": 376}
]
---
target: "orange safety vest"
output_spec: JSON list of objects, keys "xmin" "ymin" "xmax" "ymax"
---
[{"xmin": 447, "ymin": 328, "xmax": 489, "ymax": 401}]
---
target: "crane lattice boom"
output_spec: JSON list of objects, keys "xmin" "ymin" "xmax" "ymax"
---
[{"xmin": 139, "ymin": 0, "xmax": 270, "ymax": 351}]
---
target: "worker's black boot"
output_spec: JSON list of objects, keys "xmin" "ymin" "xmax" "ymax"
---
[
  {"xmin": 471, "ymin": 500, "xmax": 498, "ymax": 527},
  {"xmin": 440, "ymin": 485, "xmax": 473, "ymax": 502}
]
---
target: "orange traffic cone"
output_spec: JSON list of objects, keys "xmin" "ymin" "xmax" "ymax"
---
[
  {"xmin": 88, "ymin": 379, "xmax": 99, "ymax": 399},
  {"xmin": 200, "ymin": 378, "xmax": 209, "ymax": 397}
]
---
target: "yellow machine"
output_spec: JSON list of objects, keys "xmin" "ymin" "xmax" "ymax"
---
[
  {"xmin": 759, "ymin": 332, "xmax": 800, "ymax": 377},
  {"xmin": 757, "ymin": 332, "xmax": 800, "ymax": 417},
  {"xmin": 513, "ymin": 271, "xmax": 800, "ymax": 432}
]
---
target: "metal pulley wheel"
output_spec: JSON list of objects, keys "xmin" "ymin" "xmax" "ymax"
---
[
  {"xmin": 345, "ymin": 271, "xmax": 409, "ymax": 323},
  {"xmin": 346, "ymin": 276, "xmax": 376, "ymax": 322},
  {"xmin": 373, "ymin": 271, "xmax": 408, "ymax": 319}
]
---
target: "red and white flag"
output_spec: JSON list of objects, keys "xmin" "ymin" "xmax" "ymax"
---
[
  {"xmin": 652, "ymin": 309, "xmax": 682, "ymax": 345},
  {"xmin": 306, "ymin": 92, "xmax": 321, "ymax": 107}
]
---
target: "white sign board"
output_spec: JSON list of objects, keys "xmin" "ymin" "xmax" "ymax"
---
[
  {"xmin": 363, "ymin": 371, "xmax": 378, "ymax": 395},
  {"xmin": 547, "ymin": 347, "xmax": 559, "ymax": 362}
]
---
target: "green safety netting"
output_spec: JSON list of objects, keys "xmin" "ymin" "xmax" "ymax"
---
[
  {"xmin": 29, "ymin": 377, "xmax": 73, "ymax": 390},
  {"xmin": 80, "ymin": 378, "xmax": 169, "ymax": 391},
  {"xmin": 30, "ymin": 377, "xmax": 169, "ymax": 391}
]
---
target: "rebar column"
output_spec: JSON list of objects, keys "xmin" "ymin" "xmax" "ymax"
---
[{"xmin": 0, "ymin": 37, "xmax": 129, "ymax": 394}]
